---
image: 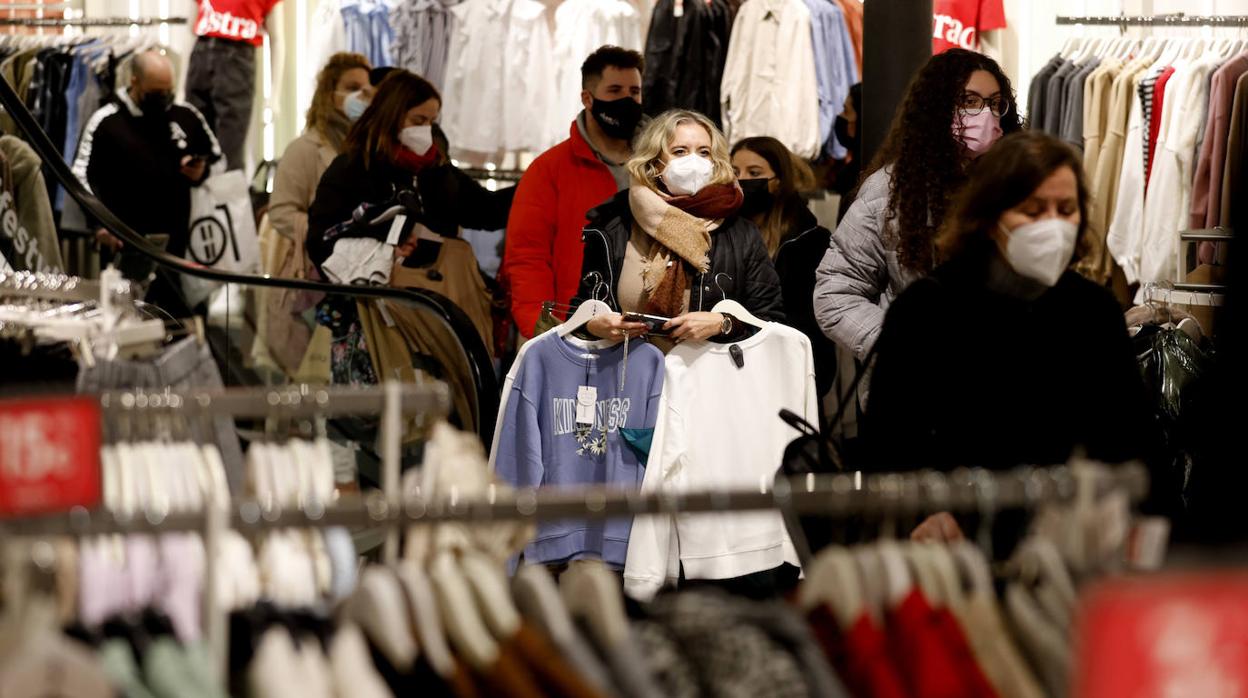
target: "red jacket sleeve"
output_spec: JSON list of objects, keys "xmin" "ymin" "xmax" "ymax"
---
[{"xmin": 503, "ymin": 155, "xmax": 559, "ymax": 338}]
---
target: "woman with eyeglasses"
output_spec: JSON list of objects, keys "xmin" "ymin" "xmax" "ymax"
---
[{"xmin": 813, "ymin": 49, "xmax": 1021, "ymax": 378}]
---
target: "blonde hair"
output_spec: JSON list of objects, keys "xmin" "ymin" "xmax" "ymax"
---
[
  {"xmin": 626, "ymin": 109, "xmax": 736, "ymax": 191},
  {"xmin": 306, "ymin": 52, "xmax": 371, "ymax": 150}
]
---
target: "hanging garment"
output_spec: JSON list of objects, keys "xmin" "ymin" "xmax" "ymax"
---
[
  {"xmin": 342, "ymin": 0, "xmax": 395, "ymax": 67},
  {"xmin": 832, "ymin": 0, "xmax": 862, "ymax": 80},
  {"xmin": 1059, "ymin": 56, "xmax": 1100, "ymax": 151},
  {"xmin": 624, "ymin": 322, "xmax": 815, "ymax": 601},
  {"xmin": 440, "ymin": 0, "xmax": 559, "ymax": 153},
  {"xmin": 1139, "ymin": 55, "xmax": 1221, "ymax": 293},
  {"xmin": 1145, "ymin": 65, "xmax": 1177, "ymax": 186},
  {"xmin": 1026, "ymin": 54, "xmax": 1063, "ymax": 129},
  {"xmin": 307, "ymin": 0, "xmax": 348, "ymax": 93},
  {"xmin": 1190, "ymin": 52, "xmax": 1248, "ymax": 229},
  {"xmin": 494, "ymin": 332, "xmax": 665, "ymax": 568},
  {"xmin": 1106, "ymin": 68, "xmax": 1151, "ymax": 284},
  {"xmin": 804, "ymin": 0, "xmax": 857, "ymax": 159},
  {"xmin": 808, "ymin": 605, "xmax": 910, "ymax": 698},
  {"xmin": 1221, "ymin": 70, "xmax": 1248, "ymax": 228},
  {"xmin": 645, "ymin": 589, "xmax": 845, "ymax": 698},
  {"xmin": 886, "ymin": 588, "xmax": 998, "ymax": 698},
  {"xmin": 0, "ymin": 136, "xmax": 61, "ymax": 273},
  {"xmin": 390, "ymin": 238, "xmax": 495, "ymax": 358},
  {"xmin": 75, "ymin": 337, "xmax": 246, "ymax": 492},
  {"xmin": 552, "ymin": 0, "xmax": 643, "ymax": 131},
  {"xmin": 357, "ymin": 298, "xmax": 480, "ymax": 434},
  {"xmin": 720, "ymin": 0, "xmax": 821, "ymax": 159},
  {"xmin": 641, "ymin": 0, "xmax": 733, "ymax": 126},
  {"xmin": 391, "ymin": 0, "xmax": 461, "ymax": 91},
  {"xmin": 932, "ymin": 0, "xmax": 1006, "ymax": 54}
]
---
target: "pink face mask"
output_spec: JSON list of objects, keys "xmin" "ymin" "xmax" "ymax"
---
[{"xmin": 954, "ymin": 109, "xmax": 1003, "ymax": 158}]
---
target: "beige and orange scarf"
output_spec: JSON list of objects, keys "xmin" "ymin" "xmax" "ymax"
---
[{"xmin": 629, "ymin": 180, "xmax": 743, "ymax": 317}]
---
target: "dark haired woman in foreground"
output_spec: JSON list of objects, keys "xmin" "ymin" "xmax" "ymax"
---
[{"xmin": 864, "ymin": 131, "xmax": 1172, "ymax": 542}]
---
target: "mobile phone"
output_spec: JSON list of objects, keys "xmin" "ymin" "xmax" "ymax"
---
[{"xmin": 622, "ymin": 312, "xmax": 673, "ymax": 336}]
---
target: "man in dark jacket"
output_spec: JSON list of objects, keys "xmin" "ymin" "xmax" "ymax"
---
[{"xmin": 71, "ymin": 50, "xmax": 221, "ymax": 308}]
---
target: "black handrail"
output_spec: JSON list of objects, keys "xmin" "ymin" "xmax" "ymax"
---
[{"xmin": 0, "ymin": 76, "xmax": 499, "ymax": 442}]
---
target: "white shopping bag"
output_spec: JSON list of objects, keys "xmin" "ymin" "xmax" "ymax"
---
[{"xmin": 182, "ymin": 169, "xmax": 259, "ymax": 308}]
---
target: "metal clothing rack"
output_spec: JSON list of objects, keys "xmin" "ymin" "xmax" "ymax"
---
[
  {"xmin": 0, "ymin": 462, "xmax": 1149, "ymax": 536},
  {"xmin": 0, "ymin": 16, "xmax": 188, "ymax": 26},
  {"xmin": 0, "ymin": 461, "xmax": 1146, "ymax": 682},
  {"xmin": 460, "ymin": 166, "xmax": 525, "ymax": 184},
  {"xmin": 1056, "ymin": 14, "xmax": 1248, "ymax": 27}
]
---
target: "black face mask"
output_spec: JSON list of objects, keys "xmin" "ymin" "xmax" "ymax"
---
[
  {"xmin": 590, "ymin": 96, "xmax": 643, "ymax": 140},
  {"xmin": 738, "ymin": 178, "xmax": 775, "ymax": 217},
  {"xmin": 139, "ymin": 91, "xmax": 173, "ymax": 118},
  {"xmin": 834, "ymin": 115, "xmax": 860, "ymax": 154}
]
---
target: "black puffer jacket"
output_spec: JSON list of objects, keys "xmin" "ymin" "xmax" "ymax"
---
[
  {"xmin": 571, "ymin": 189, "xmax": 785, "ymax": 322},
  {"xmin": 307, "ymin": 151, "xmax": 514, "ymax": 273},
  {"xmin": 775, "ymin": 207, "xmax": 836, "ymax": 396}
]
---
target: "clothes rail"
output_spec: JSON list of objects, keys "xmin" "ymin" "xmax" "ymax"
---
[
  {"xmin": 459, "ymin": 167, "xmax": 525, "ymax": 183},
  {"xmin": 1056, "ymin": 14, "xmax": 1248, "ymax": 27},
  {"xmin": 1180, "ymin": 227, "xmax": 1234, "ymax": 242},
  {"xmin": 0, "ymin": 463, "xmax": 1149, "ymax": 537},
  {"xmin": 0, "ymin": 16, "xmax": 188, "ymax": 26}
]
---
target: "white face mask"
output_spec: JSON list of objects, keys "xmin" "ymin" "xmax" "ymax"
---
[
  {"xmin": 399, "ymin": 124, "xmax": 434, "ymax": 155},
  {"xmin": 343, "ymin": 91, "xmax": 369, "ymax": 122},
  {"xmin": 999, "ymin": 218, "xmax": 1078, "ymax": 286},
  {"xmin": 662, "ymin": 154, "xmax": 714, "ymax": 196}
]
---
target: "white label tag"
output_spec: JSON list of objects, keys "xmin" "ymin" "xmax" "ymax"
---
[
  {"xmin": 576, "ymin": 386, "xmax": 597, "ymax": 425},
  {"xmin": 673, "ymin": 0, "xmax": 683, "ymax": 17},
  {"xmin": 386, "ymin": 214, "xmax": 407, "ymax": 246}
]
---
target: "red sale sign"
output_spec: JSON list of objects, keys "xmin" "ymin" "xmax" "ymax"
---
[
  {"xmin": 0, "ymin": 396, "xmax": 101, "ymax": 517},
  {"xmin": 1074, "ymin": 574, "xmax": 1248, "ymax": 697}
]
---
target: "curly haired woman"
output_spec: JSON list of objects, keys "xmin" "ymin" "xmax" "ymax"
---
[{"xmin": 813, "ymin": 49, "xmax": 1022, "ymax": 367}]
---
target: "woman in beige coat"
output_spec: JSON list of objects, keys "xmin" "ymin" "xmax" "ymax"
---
[{"xmin": 258, "ymin": 52, "xmax": 372, "ymax": 376}]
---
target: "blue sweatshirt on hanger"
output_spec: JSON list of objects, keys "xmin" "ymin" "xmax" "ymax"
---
[{"xmin": 494, "ymin": 333, "xmax": 665, "ymax": 570}]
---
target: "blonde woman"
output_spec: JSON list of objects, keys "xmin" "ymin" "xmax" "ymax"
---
[
  {"xmin": 574, "ymin": 109, "xmax": 784, "ymax": 343},
  {"xmin": 260, "ymin": 52, "xmax": 371, "ymax": 374}
]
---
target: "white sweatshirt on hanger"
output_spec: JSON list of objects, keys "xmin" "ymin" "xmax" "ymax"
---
[
  {"xmin": 623, "ymin": 322, "xmax": 815, "ymax": 602},
  {"xmin": 1137, "ymin": 53, "xmax": 1222, "ymax": 298}
]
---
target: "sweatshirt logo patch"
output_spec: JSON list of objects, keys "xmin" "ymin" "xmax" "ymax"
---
[{"xmin": 551, "ymin": 397, "xmax": 631, "ymax": 437}]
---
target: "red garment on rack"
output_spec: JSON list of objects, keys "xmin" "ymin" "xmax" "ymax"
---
[
  {"xmin": 932, "ymin": 606, "xmax": 1000, "ymax": 698},
  {"xmin": 886, "ymin": 589, "xmax": 998, "ymax": 698},
  {"xmin": 1146, "ymin": 66, "xmax": 1177, "ymax": 187},
  {"xmin": 932, "ymin": 0, "xmax": 1007, "ymax": 54},
  {"xmin": 809, "ymin": 605, "xmax": 909, "ymax": 698}
]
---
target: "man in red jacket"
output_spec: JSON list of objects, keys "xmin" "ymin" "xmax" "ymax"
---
[{"xmin": 502, "ymin": 45, "xmax": 645, "ymax": 339}]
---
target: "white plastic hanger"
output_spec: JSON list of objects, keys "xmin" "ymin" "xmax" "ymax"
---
[
  {"xmin": 513, "ymin": 565, "xmax": 579, "ymax": 646},
  {"xmin": 557, "ymin": 299, "xmax": 613, "ymax": 337},
  {"xmin": 560, "ymin": 560, "xmax": 631, "ymax": 651},
  {"xmin": 796, "ymin": 546, "xmax": 865, "ymax": 629},
  {"xmin": 852, "ymin": 546, "xmax": 888, "ymax": 623},
  {"xmin": 347, "ymin": 567, "xmax": 419, "ymax": 672},
  {"xmin": 395, "ymin": 560, "xmax": 457, "ymax": 679},
  {"xmin": 952, "ymin": 542, "xmax": 995, "ymax": 600},
  {"xmin": 459, "ymin": 551, "xmax": 521, "ymax": 640},
  {"xmin": 429, "ymin": 551, "xmax": 499, "ymax": 670},
  {"xmin": 926, "ymin": 544, "xmax": 966, "ymax": 614},
  {"xmin": 903, "ymin": 543, "xmax": 944, "ymax": 607},
  {"xmin": 711, "ymin": 298, "xmax": 766, "ymax": 329},
  {"xmin": 876, "ymin": 539, "xmax": 914, "ymax": 609}
]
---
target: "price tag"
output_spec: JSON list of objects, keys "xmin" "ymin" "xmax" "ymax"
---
[
  {"xmin": 576, "ymin": 386, "xmax": 597, "ymax": 426},
  {"xmin": 0, "ymin": 396, "xmax": 101, "ymax": 517},
  {"xmin": 386, "ymin": 214, "xmax": 408, "ymax": 246}
]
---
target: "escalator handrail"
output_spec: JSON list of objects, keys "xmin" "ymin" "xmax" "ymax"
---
[{"xmin": 0, "ymin": 77, "xmax": 499, "ymax": 443}]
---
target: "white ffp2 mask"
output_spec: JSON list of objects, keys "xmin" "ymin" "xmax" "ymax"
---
[
  {"xmin": 1000, "ymin": 218, "xmax": 1078, "ymax": 287},
  {"xmin": 662, "ymin": 154, "xmax": 714, "ymax": 196},
  {"xmin": 399, "ymin": 125, "xmax": 434, "ymax": 155}
]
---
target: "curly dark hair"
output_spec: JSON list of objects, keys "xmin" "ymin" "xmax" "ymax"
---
[{"xmin": 864, "ymin": 48, "xmax": 1023, "ymax": 274}]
